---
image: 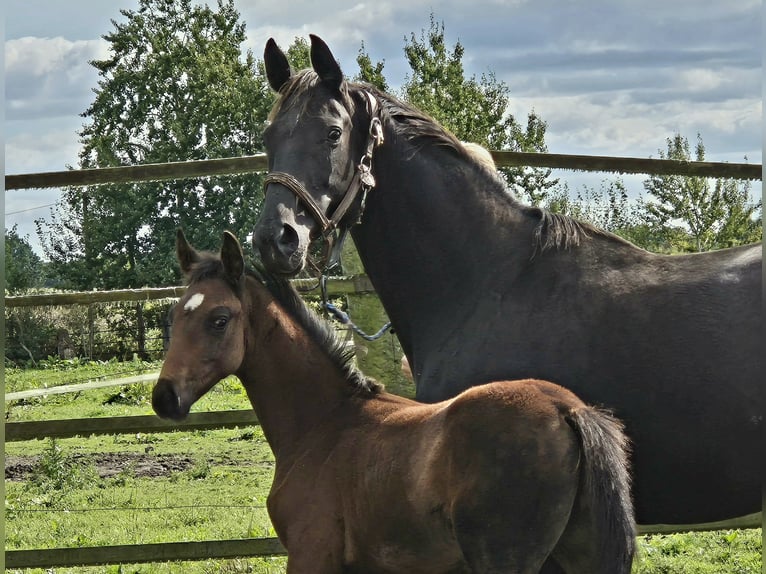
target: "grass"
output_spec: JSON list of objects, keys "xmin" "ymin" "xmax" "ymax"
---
[{"xmin": 4, "ymin": 360, "xmax": 762, "ymax": 573}]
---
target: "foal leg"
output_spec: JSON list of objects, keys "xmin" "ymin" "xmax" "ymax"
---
[
  {"xmin": 450, "ymin": 453, "xmax": 580, "ymax": 574},
  {"xmin": 285, "ymin": 541, "xmax": 344, "ymax": 574},
  {"xmin": 442, "ymin": 384, "xmax": 584, "ymax": 573},
  {"xmin": 451, "ymin": 481, "xmax": 577, "ymax": 574}
]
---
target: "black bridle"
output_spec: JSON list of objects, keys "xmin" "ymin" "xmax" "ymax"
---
[{"xmin": 263, "ymin": 91, "xmax": 384, "ymax": 273}]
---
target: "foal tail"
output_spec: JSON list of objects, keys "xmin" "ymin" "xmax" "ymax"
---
[{"xmin": 567, "ymin": 406, "xmax": 636, "ymax": 573}]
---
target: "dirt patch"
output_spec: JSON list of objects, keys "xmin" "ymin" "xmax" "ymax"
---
[{"xmin": 5, "ymin": 452, "xmax": 196, "ymax": 481}]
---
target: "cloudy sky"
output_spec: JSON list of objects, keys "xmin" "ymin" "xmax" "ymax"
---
[{"xmin": 4, "ymin": 0, "xmax": 762, "ymax": 255}]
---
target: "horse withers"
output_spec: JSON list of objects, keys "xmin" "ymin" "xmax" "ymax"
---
[
  {"xmin": 252, "ymin": 34, "xmax": 762, "ymax": 527},
  {"xmin": 153, "ymin": 230, "xmax": 635, "ymax": 574}
]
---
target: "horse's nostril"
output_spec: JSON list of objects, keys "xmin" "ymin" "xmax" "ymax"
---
[
  {"xmin": 152, "ymin": 380, "xmax": 185, "ymax": 420},
  {"xmin": 277, "ymin": 224, "xmax": 299, "ymax": 256}
]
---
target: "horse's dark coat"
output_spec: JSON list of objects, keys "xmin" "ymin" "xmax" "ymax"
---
[{"xmin": 253, "ymin": 35, "xmax": 762, "ymax": 525}]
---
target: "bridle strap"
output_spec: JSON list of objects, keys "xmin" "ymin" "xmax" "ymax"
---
[
  {"xmin": 263, "ymin": 90, "xmax": 384, "ymax": 243},
  {"xmin": 263, "ymin": 171, "xmax": 332, "ymax": 234}
]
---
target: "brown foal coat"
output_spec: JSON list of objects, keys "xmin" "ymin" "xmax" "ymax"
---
[{"xmin": 153, "ymin": 231, "xmax": 635, "ymax": 574}]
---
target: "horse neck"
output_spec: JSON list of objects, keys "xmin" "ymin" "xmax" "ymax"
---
[
  {"xmin": 363, "ymin": 143, "xmax": 533, "ymax": 261},
  {"xmin": 237, "ymin": 281, "xmax": 349, "ymax": 459},
  {"xmin": 350, "ymin": 144, "xmax": 535, "ymax": 341}
]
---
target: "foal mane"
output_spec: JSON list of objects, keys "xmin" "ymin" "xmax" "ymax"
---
[{"xmin": 186, "ymin": 253, "xmax": 383, "ymax": 397}]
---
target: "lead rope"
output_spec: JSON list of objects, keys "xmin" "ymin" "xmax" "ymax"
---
[
  {"xmin": 321, "ymin": 275, "xmax": 392, "ymax": 342},
  {"xmin": 315, "ymin": 92, "xmax": 391, "ymax": 341}
]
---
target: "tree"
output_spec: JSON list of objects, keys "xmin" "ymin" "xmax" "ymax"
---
[
  {"xmin": 355, "ymin": 42, "xmax": 389, "ymax": 91},
  {"xmin": 37, "ymin": 0, "xmax": 272, "ymax": 289},
  {"xmin": 285, "ymin": 36, "xmax": 311, "ymax": 71},
  {"xmin": 643, "ymin": 133, "xmax": 761, "ymax": 252},
  {"xmin": 398, "ymin": 15, "xmax": 557, "ymax": 203},
  {"xmin": 4, "ymin": 225, "xmax": 46, "ymax": 294}
]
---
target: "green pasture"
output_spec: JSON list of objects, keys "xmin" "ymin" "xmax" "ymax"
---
[{"xmin": 3, "ymin": 359, "xmax": 762, "ymax": 573}]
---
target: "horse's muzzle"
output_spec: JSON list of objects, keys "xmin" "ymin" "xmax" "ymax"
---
[
  {"xmin": 152, "ymin": 379, "xmax": 190, "ymax": 421},
  {"xmin": 252, "ymin": 221, "xmax": 306, "ymax": 276}
]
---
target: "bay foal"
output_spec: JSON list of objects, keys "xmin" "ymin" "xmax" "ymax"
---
[{"xmin": 153, "ymin": 231, "xmax": 635, "ymax": 573}]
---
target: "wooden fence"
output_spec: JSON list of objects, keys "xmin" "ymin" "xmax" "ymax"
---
[
  {"xmin": 4, "ymin": 151, "xmax": 761, "ymax": 192},
  {"xmin": 4, "ymin": 152, "xmax": 762, "ymax": 569}
]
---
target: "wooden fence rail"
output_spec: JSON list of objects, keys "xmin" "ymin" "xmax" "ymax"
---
[
  {"xmin": 5, "ymin": 151, "xmax": 761, "ymax": 192},
  {"xmin": 5, "ymin": 409, "xmax": 257, "ymax": 442},
  {"xmin": 5, "ymin": 538, "xmax": 287, "ymax": 569},
  {"xmin": 4, "ymin": 275, "xmax": 375, "ymax": 308}
]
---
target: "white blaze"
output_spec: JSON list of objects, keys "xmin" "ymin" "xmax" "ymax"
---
[{"xmin": 184, "ymin": 293, "xmax": 205, "ymax": 312}]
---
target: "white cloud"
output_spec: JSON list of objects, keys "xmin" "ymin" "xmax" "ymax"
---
[
  {"xmin": 4, "ymin": 36, "xmax": 109, "ymax": 120},
  {"xmin": 509, "ymin": 91, "xmax": 762, "ymax": 163},
  {"xmin": 6, "ymin": 126, "xmax": 81, "ymax": 174}
]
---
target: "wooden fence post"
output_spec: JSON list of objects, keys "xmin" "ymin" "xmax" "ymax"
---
[
  {"xmin": 87, "ymin": 304, "xmax": 95, "ymax": 360},
  {"xmin": 136, "ymin": 302, "xmax": 147, "ymax": 360}
]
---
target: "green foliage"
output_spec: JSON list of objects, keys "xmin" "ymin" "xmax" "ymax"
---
[
  {"xmin": 4, "ymin": 225, "xmax": 46, "ymax": 294},
  {"xmin": 103, "ymin": 382, "xmax": 152, "ymax": 406},
  {"xmin": 4, "ymin": 308, "xmax": 57, "ymax": 364},
  {"xmin": 546, "ymin": 179, "xmax": 677, "ymax": 252},
  {"xmin": 401, "ymin": 15, "xmax": 503, "ymax": 144},
  {"xmin": 643, "ymin": 133, "xmax": 762, "ymax": 252},
  {"xmin": 285, "ymin": 36, "xmax": 311, "ymax": 70},
  {"xmin": 548, "ymin": 134, "xmax": 762, "ymax": 254},
  {"xmin": 635, "ymin": 531, "xmax": 762, "ymax": 573},
  {"xmin": 30, "ymin": 439, "xmax": 97, "ymax": 498},
  {"xmin": 398, "ymin": 14, "xmax": 557, "ymax": 203},
  {"xmin": 355, "ymin": 42, "xmax": 389, "ymax": 91},
  {"xmin": 4, "ymin": 299, "xmax": 174, "ymax": 365},
  {"xmin": 36, "ymin": 0, "xmax": 272, "ymax": 289}
]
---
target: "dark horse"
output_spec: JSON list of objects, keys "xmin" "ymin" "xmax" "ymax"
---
[
  {"xmin": 252, "ymin": 35, "xmax": 762, "ymax": 527},
  {"xmin": 153, "ymin": 230, "xmax": 635, "ymax": 573}
]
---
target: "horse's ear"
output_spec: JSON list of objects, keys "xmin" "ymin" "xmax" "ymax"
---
[
  {"xmin": 264, "ymin": 38, "xmax": 292, "ymax": 92},
  {"xmin": 220, "ymin": 231, "xmax": 245, "ymax": 283},
  {"xmin": 176, "ymin": 229, "xmax": 200, "ymax": 274},
  {"xmin": 310, "ymin": 34, "xmax": 343, "ymax": 89}
]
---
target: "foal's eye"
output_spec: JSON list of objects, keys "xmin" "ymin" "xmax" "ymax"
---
[
  {"xmin": 208, "ymin": 308, "xmax": 232, "ymax": 332},
  {"xmin": 327, "ymin": 127, "xmax": 342, "ymax": 142}
]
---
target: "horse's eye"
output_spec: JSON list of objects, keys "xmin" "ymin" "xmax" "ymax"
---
[
  {"xmin": 209, "ymin": 309, "xmax": 231, "ymax": 332},
  {"xmin": 328, "ymin": 127, "xmax": 342, "ymax": 142}
]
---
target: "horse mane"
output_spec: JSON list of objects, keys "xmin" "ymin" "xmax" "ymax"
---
[
  {"xmin": 526, "ymin": 205, "xmax": 639, "ymax": 252},
  {"xmin": 185, "ymin": 252, "xmax": 383, "ymax": 397},
  {"xmin": 251, "ymin": 265, "xmax": 384, "ymax": 396},
  {"xmin": 354, "ymin": 84, "xmax": 612, "ymax": 252},
  {"xmin": 268, "ymin": 70, "xmax": 622, "ymax": 254}
]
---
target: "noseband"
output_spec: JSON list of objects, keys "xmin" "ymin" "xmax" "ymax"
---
[{"xmin": 263, "ymin": 92, "xmax": 384, "ymax": 271}]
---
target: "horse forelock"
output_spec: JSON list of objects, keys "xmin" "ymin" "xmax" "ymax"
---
[
  {"xmin": 185, "ymin": 253, "xmax": 242, "ymax": 293},
  {"xmin": 267, "ymin": 69, "xmax": 354, "ymax": 124}
]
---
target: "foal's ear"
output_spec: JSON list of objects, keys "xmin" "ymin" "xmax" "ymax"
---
[
  {"xmin": 176, "ymin": 229, "xmax": 200, "ymax": 274},
  {"xmin": 264, "ymin": 38, "xmax": 292, "ymax": 92},
  {"xmin": 310, "ymin": 34, "xmax": 343, "ymax": 89},
  {"xmin": 220, "ymin": 231, "xmax": 245, "ymax": 283}
]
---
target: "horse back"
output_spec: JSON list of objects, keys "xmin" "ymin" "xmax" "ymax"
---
[{"xmin": 433, "ymin": 378, "xmax": 585, "ymax": 492}]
